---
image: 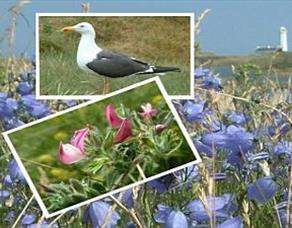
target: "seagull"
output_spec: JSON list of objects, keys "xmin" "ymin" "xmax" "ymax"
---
[{"xmin": 61, "ymin": 22, "xmax": 180, "ymax": 94}]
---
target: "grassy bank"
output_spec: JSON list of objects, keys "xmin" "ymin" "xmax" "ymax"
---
[
  {"xmin": 39, "ymin": 16, "xmax": 191, "ymax": 96},
  {"xmin": 198, "ymin": 51, "xmax": 292, "ymax": 76}
]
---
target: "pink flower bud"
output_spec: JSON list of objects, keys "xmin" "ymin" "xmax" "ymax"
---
[
  {"xmin": 70, "ymin": 127, "xmax": 90, "ymax": 152},
  {"xmin": 58, "ymin": 142, "xmax": 86, "ymax": 165},
  {"xmin": 105, "ymin": 104, "xmax": 124, "ymax": 128},
  {"xmin": 155, "ymin": 124, "xmax": 167, "ymax": 134},
  {"xmin": 139, "ymin": 103, "xmax": 158, "ymax": 119},
  {"xmin": 114, "ymin": 119, "xmax": 133, "ymax": 144}
]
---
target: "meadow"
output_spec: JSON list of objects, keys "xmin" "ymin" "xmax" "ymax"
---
[
  {"xmin": 39, "ymin": 16, "xmax": 191, "ymax": 96},
  {"xmin": 0, "ymin": 3, "xmax": 291, "ymax": 228}
]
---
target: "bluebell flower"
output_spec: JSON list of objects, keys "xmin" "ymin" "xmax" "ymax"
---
[
  {"xmin": 195, "ymin": 67, "xmax": 205, "ymax": 79},
  {"xmin": 268, "ymin": 111, "xmax": 290, "ymax": 136},
  {"xmin": 226, "ymin": 111, "xmax": 247, "ymax": 126},
  {"xmin": 148, "ymin": 174, "xmax": 176, "ymax": 193},
  {"xmin": 63, "ymin": 100, "xmax": 77, "ymax": 107},
  {"xmin": 183, "ymin": 100, "xmax": 205, "ymax": 122},
  {"xmin": 17, "ymin": 82, "xmax": 33, "ymax": 95},
  {"xmin": 8, "ymin": 159, "xmax": 26, "ymax": 184},
  {"xmin": 21, "ymin": 95, "xmax": 50, "ymax": 118},
  {"xmin": 274, "ymin": 141, "xmax": 292, "ymax": 156},
  {"xmin": 201, "ymin": 75, "xmax": 223, "ymax": 91},
  {"xmin": 187, "ymin": 194, "xmax": 237, "ymax": 223},
  {"xmin": 154, "ymin": 204, "xmax": 173, "ymax": 223},
  {"xmin": 85, "ymin": 201, "xmax": 120, "ymax": 227},
  {"xmin": 0, "ymin": 190, "xmax": 10, "ymax": 201},
  {"xmin": 154, "ymin": 205, "xmax": 188, "ymax": 227},
  {"xmin": 247, "ymin": 177, "xmax": 279, "ymax": 204},
  {"xmin": 21, "ymin": 214, "xmax": 36, "ymax": 225},
  {"xmin": 0, "ymin": 93, "xmax": 18, "ymax": 118},
  {"xmin": 121, "ymin": 188, "xmax": 134, "ymax": 208},
  {"xmin": 217, "ymin": 216, "xmax": 243, "ymax": 228},
  {"xmin": 3, "ymin": 118, "xmax": 24, "ymax": 130},
  {"xmin": 202, "ymin": 125, "xmax": 254, "ymax": 153},
  {"xmin": 194, "ymin": 140, "xmax": 214, "ymax": 157},
  {"xmin": 166, "ymin": 210, "xmax": 188, "ymax": 228},
  {"xmin": 4, "ymin": 211, "xmax": 15, "ymax": 225},
  {"xmin": 3, "ymin": 174, "xmax": 13, "ymax": 188}
]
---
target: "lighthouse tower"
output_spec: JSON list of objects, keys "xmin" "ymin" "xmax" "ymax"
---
[{"xmin": 280, "ymin": 26, "xmax": 288, "ymax": 52}]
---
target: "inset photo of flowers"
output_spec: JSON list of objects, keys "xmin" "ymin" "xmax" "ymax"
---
[{"xmin": 2, "ymin": 78, "xmax": 200, "ymax": 217}]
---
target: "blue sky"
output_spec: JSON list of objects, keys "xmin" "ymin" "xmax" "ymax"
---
[{"xmin": 0, "ymin": 0, "xmax": 291, "ymax": 56}]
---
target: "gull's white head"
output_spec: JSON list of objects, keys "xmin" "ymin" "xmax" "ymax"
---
[{"xmin": 62, "ymin": 22, "xmax": 95, "ymax": 36}]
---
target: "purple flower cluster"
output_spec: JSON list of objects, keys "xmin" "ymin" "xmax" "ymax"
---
[{"xmin": 195, "ymin": 67, "xmax": 223, "ymax": 91}]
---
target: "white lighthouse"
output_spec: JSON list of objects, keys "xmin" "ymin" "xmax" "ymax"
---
[{"xmin": 280, "ymin": 26, "xmax": 288, "ymax": 52}]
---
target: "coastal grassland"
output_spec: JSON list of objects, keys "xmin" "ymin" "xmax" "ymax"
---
[
  {"xmin": 198, "ymin": 52, "xmax": 292, "ymax": 76},
  {"xmin": 39, "ymin": 16, "xmax": 191, "ymax": 96}
]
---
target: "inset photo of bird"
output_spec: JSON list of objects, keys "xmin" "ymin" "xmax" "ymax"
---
[{"xmin": 37, "ymin": 14, "xmax": 194, "ymax": 98}]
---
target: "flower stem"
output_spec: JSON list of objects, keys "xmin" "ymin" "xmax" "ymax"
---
[{"xmin": 136, "ymin": 163, "xmax": 146, "ymax": 180}]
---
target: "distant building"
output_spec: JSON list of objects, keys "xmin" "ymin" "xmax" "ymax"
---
[
  {"xmin": 280, "ymin": 26, "xmax": 288, "ymax": 52},
  {"xmin": 255, "ymin": 45, "xmax": 279, "ymax": 53},
  {"xmin": 255, "ymin": 26, "xmax": 288, "ymax": 53}
]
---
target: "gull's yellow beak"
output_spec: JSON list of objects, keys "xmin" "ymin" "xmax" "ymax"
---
[{"xmin": 61, "ymin": 26, "xmax": 75, "ymax": 32}]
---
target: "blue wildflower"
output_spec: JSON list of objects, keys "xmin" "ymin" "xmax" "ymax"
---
[
  {"xmin": 226, "ymin": 111, "xmax": 247, "ymax": 126},
  {"xmin": 0, "ymin": 93, "xmax": 18, "ymax": 118},
  {"xmin": 3, "ymin": 174, "xmax": 13, "ymax": 188},
  {"xmin": 63, "ymin": 100, "xmax": 77, "ymax": 107},
  {"xmin": 195, "ymin": 67, "xmax": 205, "ymax": 79},
  {"xmin": 194, "ymin": 140, "xmax": 214, "ymax": 157},
  {"xmin": 274, "ymin": 141, "xmax": 292, "ymax": 156},
  {"xmin": 166, "ymin": 211, "xmax": 188, "ymax": 228},
  {"xmin": 85, "ymin": 201, "xmax": 120, "ymax": 227},
  {"xmin": 217, "ymin": 216, "xmax": 243, "ymax": 228},
  {"xmin": 121, "ymin": 188, "xmax": 134, "ymax": 208},
  {"xmin": 201, "ymin": 75, "xmax": 223, "ymax": 91},
  {"xmin": 3, "ymin": 117, "xmax": 24, "ymax": 130},
  {"xmin": 247, "ymin": 177, "xmax": 279, "ymax": 204},
  {"xmin": 8, "ymin": 159, "xmax": 26, "ymax": 184},
  {"xmin": 17, "ymin": 82, "xmax": 33, "ymax": 95},
  {"xmin": 148, "ymin": 174, "xmax": 176, "ymax": 193},
  {"xmin": 0, "ymin": 190, "xmax": 10, "ymax": 201},
  {"xmin": 202, "ymin": 125, "xmax": 254, "ymax": 153},
  {"xmin": 187, "ymin": 194, "xmax": 237, "ymax": 223},
  {"xmin": 21, "ymin": 214, "xmax": 36, "ymax": 225},
  {"xmin": 21, "ymin": 95, "xmax": 50, "ymax": 118},
  {"xmin": 154, "ymin": 204, "xmax": 173, "ymax": 223},
  {"xmin": 183, "ymin": 100, "xmax": 205, "ymax": 122}
]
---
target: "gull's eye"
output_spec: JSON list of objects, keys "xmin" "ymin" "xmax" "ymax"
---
[{"xmin": 80, "ymin": 25, "xmax": 85, "ymax": 28}]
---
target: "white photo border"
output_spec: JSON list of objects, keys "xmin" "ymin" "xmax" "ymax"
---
[
  {"xmin": 35, "ymin": 12, "xmax": 195, "ymax": 100},
  {"xmin": 3, "ymin": 77, "xmax": 201, "ymax": 218}
]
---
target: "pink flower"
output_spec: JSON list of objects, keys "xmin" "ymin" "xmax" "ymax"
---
[
  {"xmin": 139, "ymin": 103, "xmax": 158, "ymax": 119},
  {"xmin": 70, "ymin": 127, "xmax": 90, "ymax": 152},
  {"xmin": 114, "ymin": 119, "xmax": 133, "ymax": 144},
  {"xmin": 105, "ymin": 104, "xmax": 124, "ymax": 128},
  {"xmin": 58, "ymin": 142, "xmax": 86, "ymax": 164}
]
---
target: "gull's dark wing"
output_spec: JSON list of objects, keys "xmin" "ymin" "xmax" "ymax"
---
[{"xmin": 86, "ymin": 50, "xmax": 151, "ymax": 78}]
